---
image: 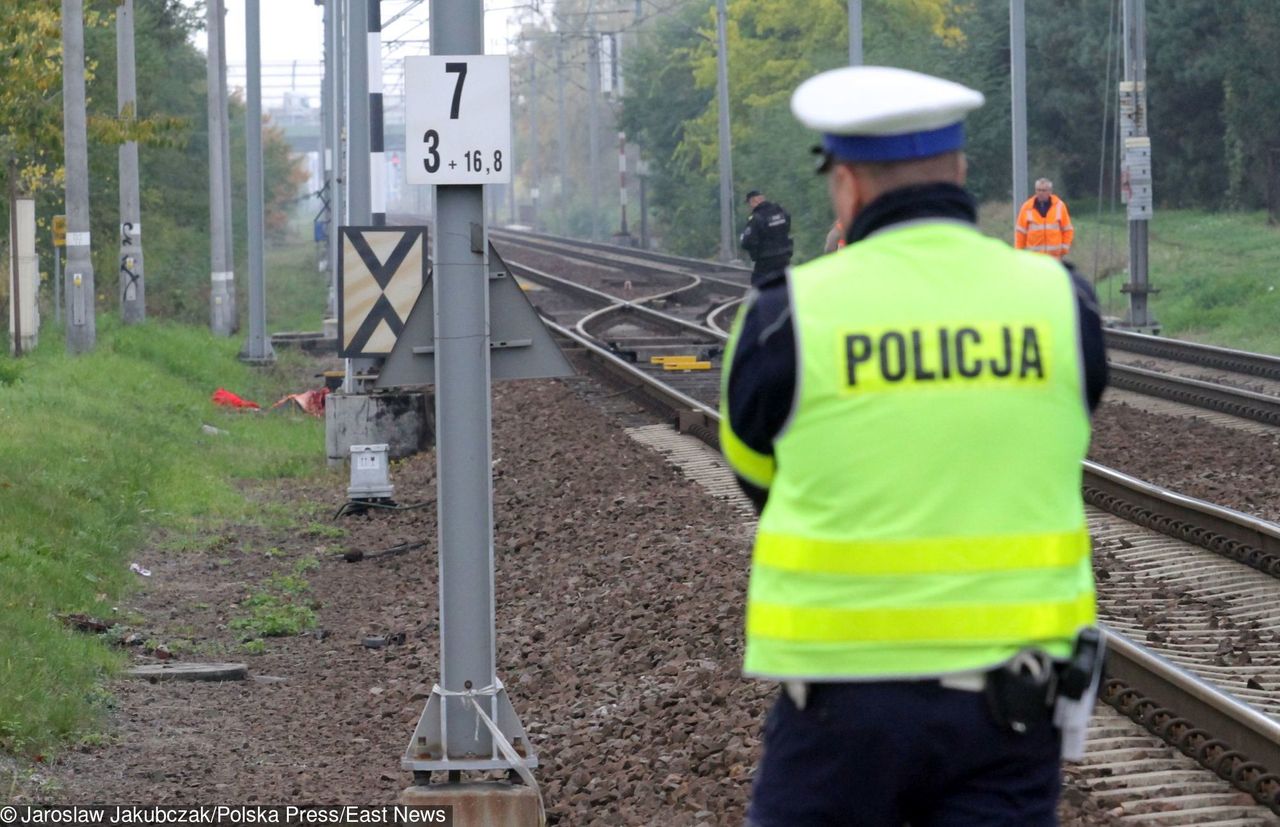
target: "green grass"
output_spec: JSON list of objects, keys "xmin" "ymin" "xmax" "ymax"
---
[
  {"xmin": 0, "ymin": 312, "xmax": 325, "ymax": 756},
  {"xmin": 265, "ymin": 236, "xmax": 331, "ymax": 334},
  {"xmin": 978, "ymin": 205, "xmax": 1280, "ymax": 353}
]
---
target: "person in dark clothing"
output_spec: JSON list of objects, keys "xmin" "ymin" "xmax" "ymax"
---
[{"xmin": 740, "ymin": 190, "xmax": 794, "ymax": 287}]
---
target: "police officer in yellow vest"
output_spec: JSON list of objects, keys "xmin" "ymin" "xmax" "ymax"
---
[{"xmin": 720, "ymin": 66, "xmax": 1109, "ymax": 826}]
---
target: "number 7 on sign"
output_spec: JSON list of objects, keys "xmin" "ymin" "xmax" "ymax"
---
[{"xmin": 405, "ymin": 55, "xmax": 511, "ymax": 186}]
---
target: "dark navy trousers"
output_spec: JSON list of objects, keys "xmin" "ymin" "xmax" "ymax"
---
[{"xmin": 747, "ymin": 681, "xmax": 1062, "ymax": 827}]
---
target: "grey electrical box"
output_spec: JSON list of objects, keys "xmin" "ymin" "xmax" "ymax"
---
[{"xmin": 348, "ymin": 443, "xmax": 394, "ymax": 500}]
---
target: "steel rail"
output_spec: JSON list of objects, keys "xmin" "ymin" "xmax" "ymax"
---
[
  {"xmin": 508, "ymin": 259, "xmax": 722, "ymax": 344},
  {"xmin": 1107, "ymin": 328, "xmax": 1280, "ymax": 381},
  {"xmin": 1109, "ymin": 363, "xmax": 1280, "ymax": 426}
]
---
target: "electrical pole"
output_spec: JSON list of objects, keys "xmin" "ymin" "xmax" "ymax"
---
[
  {"xmin": 62, "ymin": 0, "xmax": 96, "ymax": 353},
  {"xmin": 240, "ymin": 0, "xmax": 274, "ymax": 364},
  {"xmin": 8, "ymin": 161, "xmax": 22, "ymax": 357},
  {"xmin": 555, "ymin": 33, "xmax": 570, "ymax": 233},
  {"xmin": 1010, "ymin": 0, "xmax": 1028, "ymax": 224},
  {"xmin": 1121, "ymin": 0, "xmax": 1156, "ymax": 331},
  {"xmin": 848, "ymin": 0, "xmax": 862, "ymax": 65},
  {"xmin": 638, "ymin": 158, "xmax": 649, "ymax": 249},
  {"xmin": 618, "ymin": 131, "xmax": 628, "ymax": 237},
  {"xmin": 530, "ymin": 57, "xmax": 540, "ymax": 230},
  {"xmin": 117, "ymin": 0, "xmax": 145, "ymax": 323},
  {"xmin": 207, "ymin": 0, "xmax": 234, "ymax": 335},
  {"xmin": 318, "ymin": 0, "xmax": 331, "ymax": 314},
  {"xmin": 369, "ymin": 0, "xmax": 386, "ymax": 227},
  {"xmin": 328, "ymin": 0, "xmax": 346, "ymax": 322},
  {"xmin": 587, "ymin": 25, "xmax": 602, "ymax": 241},
  {"xmin": 714, "ymin": 0, "xmax": 735, "ymax": 262}
]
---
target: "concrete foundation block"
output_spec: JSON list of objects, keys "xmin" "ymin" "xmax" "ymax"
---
[
  {"xmin": 325, "ymin": 391, "xmax": 433, "ymax": 468},
  {"xmin": 398, "ymin": 783, "xmax": 540, "ymax": 827}
]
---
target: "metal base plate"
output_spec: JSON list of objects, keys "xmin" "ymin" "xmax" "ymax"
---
[{"xmin": 401, "ymin": 681, "xmax": 538, "ymax": 772}]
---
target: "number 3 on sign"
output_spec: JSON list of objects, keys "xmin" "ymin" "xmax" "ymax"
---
[{"xmin": 405, "ymin": 55, "xmax": 512, "ymax": 186}]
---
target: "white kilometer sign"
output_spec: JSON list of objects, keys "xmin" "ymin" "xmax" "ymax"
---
[{"xmin": 405, "ymin": 55, "xmax": 512, "ymax": 186}]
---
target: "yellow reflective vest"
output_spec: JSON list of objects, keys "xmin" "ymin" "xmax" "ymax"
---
[{"xmin": 721, "ymin": 219, "xmax": 1095, "ymax": 680}]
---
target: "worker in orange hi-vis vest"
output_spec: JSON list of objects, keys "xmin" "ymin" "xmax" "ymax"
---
[{"xmin": 1015, "ymin": 178, "xmax": 1074, "ymax": 259}]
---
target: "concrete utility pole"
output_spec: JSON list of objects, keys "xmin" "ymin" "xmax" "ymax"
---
[
  {"xmin": 368, "ymin": 0, "xmax": 386, "ymax": 227},
  {"xmin": 328, "ymin": 0, "xmax": 346, "ymax": 321},
  {"xmin": 530, "ymin": 57, "xmax": 540, "ymax": 230},
  {"xmin": 207, "ymin": 0, "xmax": 234, "ymax": 335},
  {"xmin": 714, "ymin": 0, "xmax": 735, "ymax": 262},
  {"xmin": 1121, "ymin": 0, "xmax": 1156, "ymax": 331},
  {"xmin": 617, "ymin": 131, "xmax": 628, "ymax": 236},
  {"xmin": 62, "ymin": 0, "xmax": 96, "ymax": 353},
  {"xmin": 241, "ymin": 0, "xmax": 274, "ymax": 363},
  {"xmin": 848, "ymin": 0, "xmax": 862, "ymax": 65},
  {"xmin": 555, "ymin": 33, "xmax": 570, "ymax": 232},
  {"xmin": 1010, "ymin": 0, "xmax": 1028, "ymax": 223},
  {"xmin": 587, "ymin": 26, "xmax": 602, "ymax": 240},
  {"xmin": 219, "ymin": 0, "xmax": 235, "ymax": 332},
  {"xmin": 8, "ymin": 162, "xmax": 23, "ymax": 357},
  {"xmin": 117, "ymin": 0, "xmax": 145, "ymax": 323}
]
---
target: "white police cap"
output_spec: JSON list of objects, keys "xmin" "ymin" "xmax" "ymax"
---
[{"xmin": 791, "ymin": 66, "xmax": 985, "ymax": 164}]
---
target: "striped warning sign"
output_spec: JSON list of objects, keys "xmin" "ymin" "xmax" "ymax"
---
[{"xmin": 338, "ymin": 226, "xmax": 428, "ymax": 358}]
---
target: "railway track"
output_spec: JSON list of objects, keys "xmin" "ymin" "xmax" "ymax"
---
[
  {"xmin": 559, "ymin": 326, "xmax": 1280, "ymax": 823},
  {"xmin": 498, "ymin": 235, "xmax": 1280, "ymax": 821},
  {"xmin": 495, "ymin": 230, "xmax": 1280, "ymax": 434}
]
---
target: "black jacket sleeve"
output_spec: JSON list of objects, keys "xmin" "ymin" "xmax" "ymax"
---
[{"xmin": 1066, "ymin": 265, "xmax": 1108, "ymax": 412}]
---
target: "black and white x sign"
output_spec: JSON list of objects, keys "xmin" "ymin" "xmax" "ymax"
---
[{"xmin": 338, "ymin": 226, "xmax": 428, "ymax": 358}]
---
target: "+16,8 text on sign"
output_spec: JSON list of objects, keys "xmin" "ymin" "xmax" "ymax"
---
[{"xmin": 405, "ymin": 55, "xmax": 511, "ymax": 186}]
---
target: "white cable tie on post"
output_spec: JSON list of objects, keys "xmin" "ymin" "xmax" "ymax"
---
[
  {"xmin": 430, "ymin": 681, "xmax": 545, "ymax": 827},
  {"xmin": 212, "ymin": 270, "xmax": 234, "ymax": 282},
  {"xmin": 66, "ymin": 232, "xmax": 91, "ymax": 247}
]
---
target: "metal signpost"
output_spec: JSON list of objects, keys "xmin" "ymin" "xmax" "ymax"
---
[{"xmin": 397, "ymin": 9, "xmax": 559, "ymax": 820}]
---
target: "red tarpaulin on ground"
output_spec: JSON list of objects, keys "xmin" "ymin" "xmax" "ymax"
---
[
  {"xmin": 270, "ymin": 387, "xmax": 329, "ymax": 416},
  {"xmin": 211, "ymin": 388, "xmax": 261, "ymax": 410}
]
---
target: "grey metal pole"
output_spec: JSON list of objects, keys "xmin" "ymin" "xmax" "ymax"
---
[
  {"xmin": 62, "ymin": 0, "xmax": 96, "ymax": 353},
  {"xmin": 587, "ymin": 26, "xmax": 602, "ymax": 241},
  {"xmin": 241, "ymin": 0, "xmax": 274, "ymax": 363},
  {"xmin": 219, "ymin": 0, "xmax": 236, "ymax": 331},
  {"xmin": 714, "ymin": 0, "xmax": 735, "ymax": 262},
  {"xmin": 555, "ymin": 34, "xmax": 570, "ymax": 232},
  {"xmin": 117, "ymin": 0, "xmax": 145, "ymax": 323},
  {"xmin": 348, "ymin": 0, "xmax": 371, "ymax": 224},
  {"xmin": 430, "ymin": 0, "xmax": 499, "ymax": 765},
  {"xmin": 1010, "ymin": 0, "xmax": 1028, "ymax": 224},
  {"xmin": 207, "ymin": 0, "xmax": 233, "ymax": 335},
  {"xmin": 369, "ymin": 0, "xmax": 386, "ymax": 226},
  {"xmin": 328, "ymin": 0, "xmax": 346, "ymax": 321},
  {"xmin": 1122, "ymin": 0, "xmax": 1153, "ymax": 330},
  {"xmin": 848, "ymin": 0, "xmax": 862, "ymax": 66},
  {"xmin": 530, "ymin": 57, "xmax": 540, "ymax": 231}
]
